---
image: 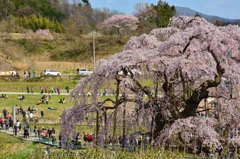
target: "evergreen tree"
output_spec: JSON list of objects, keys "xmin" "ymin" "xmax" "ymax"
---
[
  {"xmin": 195, "ymin": 12, "xmax": 201, "ymax": 17},
  {"xmin": 152, "ymin": 0, "xmax": 176, "ymax": 28}
]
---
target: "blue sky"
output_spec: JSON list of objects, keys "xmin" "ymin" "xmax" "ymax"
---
[{"xmin": 90, "ymin": 0, "xmax": 239, "ymax": 19}]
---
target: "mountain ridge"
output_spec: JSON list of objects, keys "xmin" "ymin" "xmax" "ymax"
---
[{"xmin": 175, "ymin": 6, "xmax": 240, "ymax": 25}]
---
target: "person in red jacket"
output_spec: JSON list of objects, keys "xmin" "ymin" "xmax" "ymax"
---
[{"xmin": 87, "ymin": 133, "xmax": 92, "ymax": 142}]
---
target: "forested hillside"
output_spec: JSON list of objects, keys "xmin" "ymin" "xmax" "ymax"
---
[{"xmin": 0, "ymin": 0, "xmax": 176, "ymax": 72}]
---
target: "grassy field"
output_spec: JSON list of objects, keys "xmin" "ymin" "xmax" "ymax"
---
[
  {"xmin": 0, "ymin": 131, "xmax": 45, "ymax": 158},
  {"xmin": 0, "ymin": 94, "xmax": 71, "ymax": 121},
  {"xmin": 0, "ymin": 78, "xmax": 79, "ymax": 92}
]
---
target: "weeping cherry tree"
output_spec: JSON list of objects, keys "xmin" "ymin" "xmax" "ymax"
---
[{"xmin": 60, "ymin": 16, "xmax": 240, "ymax": 153}]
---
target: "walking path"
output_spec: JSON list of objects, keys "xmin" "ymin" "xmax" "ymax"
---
[
  {"xmin": 0, "ymin": 127, "xmax": 35, "ymax": 142},
  {"xmin": 0, "ymin": 92, "xmax": 69, "ymax": 95}
]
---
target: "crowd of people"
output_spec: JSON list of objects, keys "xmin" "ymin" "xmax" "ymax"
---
[
  {"xmin": 23, "ymin": 70, "xmax": 36, "ymax": 78},
  {"xmin": 35, "ymin": 126, "xmax": 56, "ymax": 143},
  {"xmin": 1, "ymin": 106, "xmax": 150, "ymax": 152},
  {"xmin": 39, "ymin": 86, "xmax": 61, "ymax": 95}
]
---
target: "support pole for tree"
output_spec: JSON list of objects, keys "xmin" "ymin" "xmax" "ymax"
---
[
  {"xmin": 104, "ymin": 108, "xmax": 107, "ymax": 147},
  {"xmin": 122, "ymin": 98, "xmax": 126, "ymax": 149},
  {"xmin": 95, "ymin": 109, "xmax": 99, "ymax": 147},
  {"xmin": 149, "ymin": 108, "xmax": 154, "ymax": 144},
  {"xmin": 204, "ymin": 98, "xmax": 208, "ymax": 117},
  {"xmin": 112, "ymin": 80, "xmax": 120, "ymax": 150}
]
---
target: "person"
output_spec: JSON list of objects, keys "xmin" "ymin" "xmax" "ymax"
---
[
  {"xmin": 75, "ymin": 132, "xmax": 80, "ymax": 145},
  {"xmin": 36, "ymin": 100, "xmax": 41, "ymax": 105},
  {"xmin": 37, "ymin": 127, "xmax": 41, "ymax": 137},
  {"xmin": 27, "ymin": 86, "xmax": 30, "ymax": 93},
  {"xmin": 48, "ymin": 107, "xmax": 57, "ymax": 110},
  {"xmin": 87, "ymin": 133, "xmax": 92, "ymax": 142},
  {"xmin": 103, "ymin": 88, "xmax": 108, "ymax": 96},
  {"xmin": 35, "ymin": 112, "xmax": 39, "ymax": 122},
  {"xmin": 23, "ymin": 71, "xmax": 26, "ymax": 78},
  {"xmin": 7, "ymin": 112, "xmax": 11, "ymax": 119},
  {"xmin": 59, "ymin": 98, "xmax": 63, "ymax": 103},
  {"xmin": 0, "ymin": 117, "xmax": 4, "ymax": 128},
  {"xmin": 41, "ymin": 95, "xmax": 46, "ymax": 104},
  {"xmin": 57, "ymin": 87, "xmax": 60, "ymax": 95},
  {"xmin": 14, "ymin": 124, "xmax": 18, "ymax": 135},
  {"xmin": 28, "ymin": 70, "xmax": 31, "ymax": 78},
  {"xmin": 9, "ymin": 117, "xmax": 13, "ymax": 128},
  {"xmin": 48, "ymin": 127, "xmax": 52, "ymax": 138},
  {"xmin": 40, "ymin": 86, "xmax": 43, "ymax": 94},
  {"xmin": 64, "ymin": 132, "xmax": 69, "ymax": 147},
  {"xmin": 83, "ymin": 132, "xmax": 87, "ymax": 142},
  {"xmin": 24, "ymin": 126, "xmax": 29, "ymax": 138},
  {"xmin": 4, "ymin": 118, "xmax": 9, "ymax": 130},
  {"xmin": 3, "ymin": 108, "xmax": 7, "ymax": 119},
  {"xmin": 32, "ymin": 106, "xmax": 36, "ymax": 111},
  {"xmin": 45, "ymin": 96, "xmax": 49, "ymax": 104},
  {"xmin": 41, "ymin": 110, "xmax": 44, "ymax": 118},
  {"xmin": 65, "ymin": 86, "xmax": 70, "ymax": 93},
  {"xmin": 29, "ymin": 112, "xmax": 33, "ymax": 122},
  {"xmin": 2, "ymin": 94, "xmax": 7, "ymax": 99},
  {"xmin": 31, "ymin": 86, "xmax": 34, "ymax": 94},
  {"xmin": 53, "ymin": 87, "xmax": 57, "ymax": 93},
  {"xmin": 44, "ymin": 86, "xmax": 48, "ymax": 93},
  {"xmin": 59, "ymin": 134, "xmax": 62, "ymax": 147},
  {"xmin": 19, "ymin": 106, "xmax": 23, "ymax": 113},
  {"xmin": 33, "ymin": 72, "xmax": 36, "ymax": 77},
  {"xmin": 24, "ymin": 113, "xmax": 29, "ymax": 122},
  {"xmin": 52, "ymin": 128, "xmax": 55, "ymax": 135},
  {"xmin": 33, "ymin": 126, "xmax": 37, "ymax": 137},
  {"xmin": 51, "ymin": 131, "xmax": 56, "ymax": 144}
]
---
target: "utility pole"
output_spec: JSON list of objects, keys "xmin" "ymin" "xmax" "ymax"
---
[{"xmin": 92, "ymin": 30, "xmax": 96, "ymax": 69}]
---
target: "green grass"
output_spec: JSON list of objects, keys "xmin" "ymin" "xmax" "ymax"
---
[
  {"xmin": 0, "ymin": 79, "xmax": 78, "ymax": 92},
  {"xmin": 0, "ymin": 130, "xmax": 189, "ymax": 159},
  {"xmin": 0, "ymin": 94, "xmax": 71, "ymax": 120},
  {"xmin": 0, "ymin": 131, "xmax": 45, "ymax": 158}
]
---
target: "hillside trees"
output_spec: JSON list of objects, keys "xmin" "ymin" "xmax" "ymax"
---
[
  {"xmin": 60, "ymin": 16, "xmax": 240, "ymax": 153},
  {"xmin": 0, "ymin": 0, "xmax": 64, "ymax": 32},
  {"xmin": 134, "ymin": 1, "xmax": 176, "ymax": 33},
  {"xmin": 17, "ymin": 15, "xmax": 63, "ymax": 32}
]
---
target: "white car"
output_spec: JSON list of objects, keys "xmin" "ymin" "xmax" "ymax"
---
[
  {"xmin": 77, "ymin": 68, "xmax": 93, "ymax": 75},
  {"xmin": 43, "ymin": 69, "xmax": 61, "ymax": 76}
]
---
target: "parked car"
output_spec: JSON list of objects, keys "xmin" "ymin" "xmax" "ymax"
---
[
  {"xmin": 43, "ymin": 69, "xmax": 61, "ymax": 76},
  {"xmin": 77, "ymin": 68, "xmax": 93, "ymax": 75}
]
